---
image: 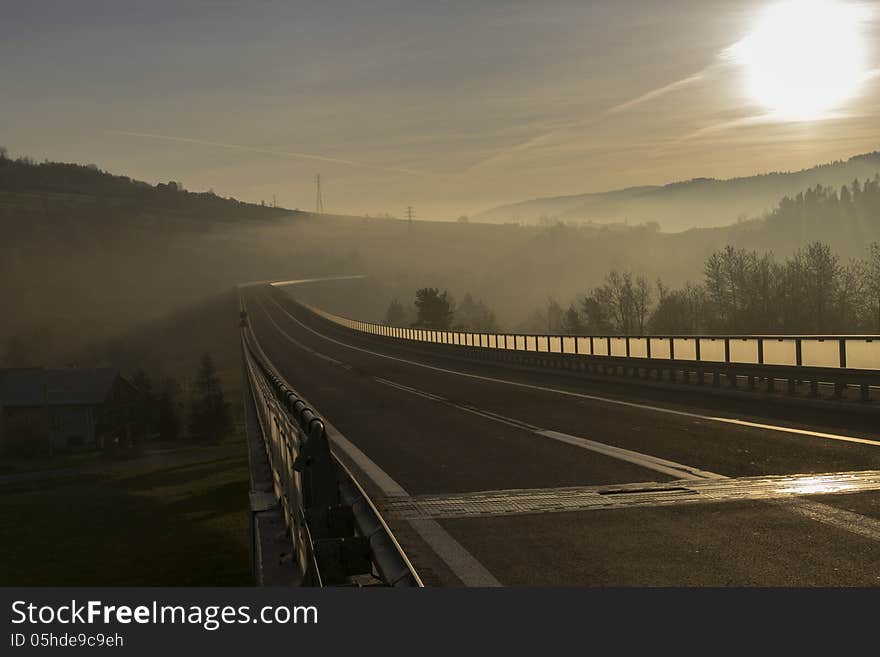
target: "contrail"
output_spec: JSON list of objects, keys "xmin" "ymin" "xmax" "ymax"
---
[
  {"xmin": 605, "ymin": 71, "xmax": 708, "ymax": 114},
  {"xmin": 108, "ymin": 130, "xmax": 424, "ymax": 175},
  {"xmin": 464, "ymin": 64, "xmax": 718, "ymax": 173}
]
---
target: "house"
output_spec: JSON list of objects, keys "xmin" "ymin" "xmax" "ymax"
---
[{"xmin": 0, "ymin": 368, "xmax": 138, "ymax": 454}]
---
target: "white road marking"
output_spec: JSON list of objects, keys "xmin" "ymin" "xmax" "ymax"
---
[
  {"xmin": 783, "ymin": 499, "xmax": 880, "ymax": 543},
  {"xmin": 246, "ymin": 296, "xmax": 501, "ymax": 587},
  {"xmin": 375, "ymin": 376, "xmax": 722, "ymax": 481},
  {"xmin": 263, "ymin": 291, "xmax": 880, "ymax": 449},
  {"xmin": 270, "ymin": 275, "xmax": 367, "ymax": 288}
]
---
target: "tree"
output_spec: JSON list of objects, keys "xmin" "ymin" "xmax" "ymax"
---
[
  {"xmin": 799, "ymin": 241, "xmax": 839, "ymax": 332},
  {"xmin": 562, "ymin": 304, "xmax": 584, "ymax": 334},
  {"xmin": 545, "ymin": 298, "xmax": 565, "ymax": 333},
  {"xmin": 188, "ymin": 354, "xmax": 231, "ymax": 442},
  {"xmin": 837, "ymin": 259, "xmax": 868, "ymax": 332},
  {"xmin": 649, "ymin": 282, "xmax": 706, "ymax": 334},
  {"xmin": 869, "ymin": 242, "xmax": 880, "ymax": 332},
  {"xmin": 581, "ymin": 291, "xmax": 613, "ymax": 333},
  {"xmin": 3, "ymin": 335, "xmax": 30, "ymax": 367},
  {"xmin": 456, "ymin": 293, "xmax": 499, "ymax": 331},
  {"xmin": 131, "ymin": 369, "xmax": 157, "ymax": 439},
  {"xmin": 157, "ymin": 377, "xmax": 182, "ymax": 442},
  {"xmin": 385, "ymin": 299, "xmax": 407, "ymax": 326},
  {"xmin": 413, "ymin": 288, "xmax": 454, "ymax": 330},
  {"xmin": 605, "ymin": 271, "xmax": 635, "ymax": 334},
  {"xmin": 632, "ymin": 275, "xmax": 652, "ymax": 334}
]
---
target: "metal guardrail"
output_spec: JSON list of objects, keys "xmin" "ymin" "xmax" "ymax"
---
[
  {"xmin": 305, "ymin": 305, "xmax": 880, "ymax": 371},
  {"xmin": 240, "ymin": 305, "xmax": 422, "ymax": 587},
  {"xmin": 290, "ymin": 296, "xmax": 880, "ymax": 403}
]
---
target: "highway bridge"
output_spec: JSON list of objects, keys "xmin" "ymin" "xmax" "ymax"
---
[{"xmin": 240, "ymin": 278, "xmax": 880, "ymax": 586}]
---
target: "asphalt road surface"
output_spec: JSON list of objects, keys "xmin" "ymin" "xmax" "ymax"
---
[{"xmin": 243, "ymin": 283, "xmax": 880, "ymax": 586}]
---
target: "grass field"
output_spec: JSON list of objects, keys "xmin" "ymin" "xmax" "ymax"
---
[
  {"xmin": 0, "ymin": 450, "xmax": 103, "ymax": 476},
  {"xmin": 0, "ymin": 444, "xmax": 252, "ymax": 586}
]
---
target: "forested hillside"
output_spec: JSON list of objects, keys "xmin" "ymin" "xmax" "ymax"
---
[{"xmin": 477, "ymin": 151, "xmax": 880, "ymax": 231}]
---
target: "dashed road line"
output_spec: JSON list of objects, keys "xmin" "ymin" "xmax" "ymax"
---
[{"xmin": 263, "ymin": 290, "xmax": 880, "ymax": 449}]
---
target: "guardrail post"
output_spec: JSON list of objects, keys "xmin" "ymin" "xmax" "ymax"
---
[{"xmin": 835, "ymin": 339, "xmax": 847, "ymax": 398}]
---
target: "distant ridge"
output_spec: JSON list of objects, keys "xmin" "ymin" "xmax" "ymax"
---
[
  {"xmin": 0, "ymin": 153, "xmax": 298, "ymax": 223},
  {"xmin": 476, "ymin": 151, "xmax": 880, "ymax": 231}
]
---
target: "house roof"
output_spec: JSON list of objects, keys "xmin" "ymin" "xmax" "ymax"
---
[{"xmin": 0, "ymin": 368, "xmax": 122, "ymax": 407}]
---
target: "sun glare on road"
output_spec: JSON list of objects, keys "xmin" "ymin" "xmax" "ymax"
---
[{"xmin": 729, "ymin": 0, "xmax": 870, "ymax": 121}]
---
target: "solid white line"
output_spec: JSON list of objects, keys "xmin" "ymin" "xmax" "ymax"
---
[
  {"xmin": 264, "ymin": 292, "xmax": 880, "ymax": 449},
  {"xmin": 270, "ymin": 275, "xmax": 367, "ymax": 288},
  {"xmin": 247, "ymin": 295, "xmax": 501, "ymax": 586}
]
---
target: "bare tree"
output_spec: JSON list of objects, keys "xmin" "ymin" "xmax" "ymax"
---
[
  {"xmin": 632, "ymin": 275, "xmax": 652, "ymax": 334},
  {"xmin": 869, "ymin": 242, "xmax": 880, "ymax": 332}
]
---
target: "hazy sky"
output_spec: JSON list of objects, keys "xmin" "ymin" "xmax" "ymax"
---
[{"xmin": 3, "ymin": 0, "xmax": 879, "ymax": 218}]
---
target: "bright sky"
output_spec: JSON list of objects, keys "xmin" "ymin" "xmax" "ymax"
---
[{"xmin": 3, "ymin": 0, "xmax": 879, "ymax": 218}]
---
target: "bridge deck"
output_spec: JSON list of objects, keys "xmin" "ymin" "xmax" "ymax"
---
[{"xmin": 243, "ymin": 284, "xmax": 880, "ymax": 586}]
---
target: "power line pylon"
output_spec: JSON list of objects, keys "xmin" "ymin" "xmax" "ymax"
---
[
  {"xmin": 315, "ymin": 174, "xmax": 324, "ymax": 213},
  {"xmin": 405, "ymin": 206, "xmax": 414, "ymax": 223}
]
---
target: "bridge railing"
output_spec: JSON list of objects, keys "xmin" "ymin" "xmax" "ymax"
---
[
  {"xmin": 305, "ymin": 304, "xmax": 880, "ymax": 371},
  {"xmin": 296, "ymin": 299, "xmax": 880, "ymax": 401},
  {"xmin": 240, "ymin": 304, "xmax": 421, "ymax": 587}
]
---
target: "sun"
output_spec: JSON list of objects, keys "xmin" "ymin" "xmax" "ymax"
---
[{"xmin": 729, "ymin": 0, "xmax": 870, "ymax": 121}]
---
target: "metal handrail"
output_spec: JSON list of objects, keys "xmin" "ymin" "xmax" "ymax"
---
[{"xmin": 241, "ymin": 302, "xmax": 422, "ymax": 587}]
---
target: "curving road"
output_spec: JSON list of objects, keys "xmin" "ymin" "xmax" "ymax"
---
[{"xmin": 243, "ymin": 283, "xmax": 880, "ymax": 586}]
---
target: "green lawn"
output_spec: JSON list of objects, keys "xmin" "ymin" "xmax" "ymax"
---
[{"xmin": 0, "ymin": 447, "xmax": 252, "ymax": 585}]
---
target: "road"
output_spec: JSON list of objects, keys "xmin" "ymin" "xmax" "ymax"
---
[{"xmin": 243, "ymin": 283, "xmax": 880, "ymax": 586}]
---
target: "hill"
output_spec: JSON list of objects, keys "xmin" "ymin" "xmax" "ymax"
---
[
  {"xmin": 3, "ymin": 150, "xmax": 879, "ymax": 373},
  {"xmin": 476, "ymin": 151, "xmax": 880, "ymax": 231}
]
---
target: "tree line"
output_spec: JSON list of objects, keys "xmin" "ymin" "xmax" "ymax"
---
[
  {"xmin": 386, "ymin": 239, "xmax": 879, "ymax": 337},
  {"xmin": 131, "ymin": 353, "xmax": 233, "ymax": 443},
  {"xmin": 385, "ymin": 288, "xmax": 498, "ymax": 331},
  {"xmin": 551, "ymin": 241, "xmax": 880, "ymax": 335}
]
